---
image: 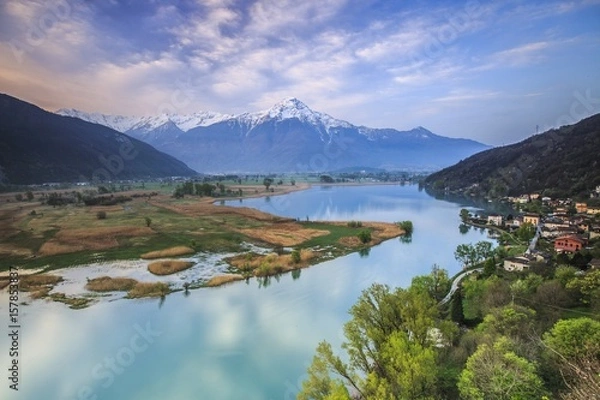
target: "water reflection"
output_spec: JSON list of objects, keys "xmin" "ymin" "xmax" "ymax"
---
[{"xmin": 0, "ymin": 185, "xmax": 492, "ymax": 400}]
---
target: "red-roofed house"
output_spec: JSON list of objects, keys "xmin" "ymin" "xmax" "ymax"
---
[{"xmin": 554, "ymin": 235, "xmax": 587, "ymax": 253}]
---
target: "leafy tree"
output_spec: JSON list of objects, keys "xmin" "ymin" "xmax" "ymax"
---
[
  {"xmin": 396, "ymin": 220, "xmax": 414, "ymax": 235},
  {"xmin": 15, "ymin": 193, "xmax": 23, "ymax": 201},
  {"xmin": 263, "ymin": 177, "xmax": 273, "ymax": 191},
  {"xmin": 411, "ymin": 264, "xmax": 450, "ymax": 302},
  {"xmin": 298, "ymin": 284, "xmax": 444, "ymax": 399},
  {"xmin": 542, "ymin": 318, "xmax": 600, "ymax": 399},
  {"xmin": 290, "ymin": 179, "xmax": 296, "ymax": 186},
  {"xmin": 458, "ymin": 337, "xmax": 548, "ymax": 400},
  {"xmin": 460, "ymin": 209, "xmax": 470, "ymax": 222},
  {"xmin": 145, "ymin": 217, "xmax": 152, "ymax": 227},
  {"xmin": 565, "ymin": 269, "xmax": 600, "ymax": 305},
  {"xmin": 515, "ymin": 222, "xmax": 536, "ymax": 242},
  {"xmin": 25, "ymin": 190, "xmax": 34, "ymax": 201},
  {"xmin": 455, "ymin": 241, "xmax": 494, "ymax": 269},
  {"xmin": 357, "ymin": 229, "xmax": 371, "ymax": 244}
]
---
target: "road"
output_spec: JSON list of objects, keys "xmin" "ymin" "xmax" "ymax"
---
[{"xmin": 439, "ymin": 267, "xmax": 482, "ymax": 305}]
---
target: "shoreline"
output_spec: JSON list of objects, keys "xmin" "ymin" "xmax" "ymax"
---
[{"xmin": 1, "ymin": 182, "xmax": 410, "ymax": 308}]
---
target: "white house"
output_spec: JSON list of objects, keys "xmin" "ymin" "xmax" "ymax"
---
[{"xmin": 503, "ymin": 256, "xmax": 531, "ymax": 272}]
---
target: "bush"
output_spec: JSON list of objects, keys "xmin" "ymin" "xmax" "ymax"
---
[
  {"xmin": 96, "ymin": 211, "xmax": 107, "ymax": 220},
  {"xmin": 291, "ymin": 249, "xmax": 301, "ymax": 264},
  {"xmin": 357, "ymin": 229, "xmax": 372, "ymax": 244},
  {"xmin": 396, "ymin": 220, "xmax": 414, "ymax": 235},
  {"xmin": 347, "ymin": 221, "xmax": 363, "ymax": 228}
]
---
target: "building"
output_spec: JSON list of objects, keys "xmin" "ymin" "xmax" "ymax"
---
[
  {"xmin": 487, "ymin": 214, "xmax": 504, "ymax": 226},
  {"xmin": 576, "ymin": 203, "xmax": 588, "ymax": 213},
  {"xmin": 504, "ymin": 256, "xmax": 531, "ymax": 272},
  {"xmin": 554, "ymin": 235, "xmax": 587, "ymax": 253},
  {"xmin": 523, "ymin": 213, "xmax": 540, "ymax": 226},
  {"xmin": 587, "ymin": 207, "xmax": 600, "ymax": 215}
]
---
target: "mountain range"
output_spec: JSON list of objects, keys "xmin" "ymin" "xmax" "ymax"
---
[
  {"xmin": 0, "ymin": 94, "xmax": 196, "ymax": 185},
  {"xmin": 424, "ymin": 113, "xmax": 600, "ymax": 199},
  {"xmin": 58, "ymin": 98, "xmax": 490, "ymax": 173}
]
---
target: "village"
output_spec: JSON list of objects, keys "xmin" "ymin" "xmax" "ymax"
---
[{"xmin": 463, "ymin": 185, "xmax": 600, "ymax": 273}]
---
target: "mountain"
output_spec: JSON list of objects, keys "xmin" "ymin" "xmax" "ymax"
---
[
  {"xmin": 424, "ymin": 113, "xmax": 600, "ymax": 198},
  {"xmin": 0, "ymin": 94, "xmax": 197, "ymax": 185},
  {"xmin": 57, "ymin": 98, "xmax": 489, "ymax": 173}
]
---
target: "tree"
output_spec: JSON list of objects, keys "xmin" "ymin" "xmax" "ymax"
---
[
  {"xmin": 458, "ymin": 337, "xmax": 548, "ymax": 400},
  {"xmin": 96, "ymin": 211, "xmax": 107, "ymax": 220},
  {"xmin": 145, "ymin": 217, "xmax": 152, "ymax": 227},
  {"xmin": 25, "ymin": 191, "xmax": 34, "ymax": 201},
  {"xmin": 290, "ymin": 179, "xmax": 296, "ymax": 186},
  {"xmin": 543, "ymin": 318, "xmax": 600, "ymax": 399},
  {"xmin": 516, "ymin": 222, "xmax": 536, "ymax": 242},
  {"xmin": 15, "ymin": 193, "xmax": 23, "ymax": 202},
  {"xmin": 460, "ymin": 208, "xmax": 470, "ymax": 222},
  {"xmin": 298, "ymin": 284, "xmax": 443, "ymax": 399},
  {"xmin": 263, "ymin": 177, "xmax": 273, "ymax": 191},
  {"xmin": 396, "ymin": 220, "xmax": 414, "ymax": 235},
  {"xmin": 411, "ymin": 264, "xmax": 450, "ymax": 302},
  {"xmin": 357, "ymin": 229, "xmax": 371, "ymax": 244}
]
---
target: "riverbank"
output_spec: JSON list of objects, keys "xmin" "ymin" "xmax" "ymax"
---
[{"xmin": 0, "ymin": 184, "xmax": 407, "ymax": 308}]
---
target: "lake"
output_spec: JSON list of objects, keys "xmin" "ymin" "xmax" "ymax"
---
[{"xmin": 0, "ymin": 184, "xmax": 490, "ymax": 400}]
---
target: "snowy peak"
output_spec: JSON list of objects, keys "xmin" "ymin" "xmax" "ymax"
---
[
  {"xmin": 56, "ymin": 108, "xmax": 233, "ymax": 134},
  {"xmin": 245, "ymin": 97, "xmax": 353, "ymax": 132}
]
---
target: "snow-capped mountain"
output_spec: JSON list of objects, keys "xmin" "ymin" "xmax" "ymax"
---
[{"xmin": 56, "ymin": 98, "xmax": 490, "ymax": 173}]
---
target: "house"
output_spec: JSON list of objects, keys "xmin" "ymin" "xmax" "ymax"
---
[
  {"xmin": 576, "ymin": 203, "xmax": 588, "ymax": 213},
  {"xmin": 554, "ymin": 235, "xmax": 587, "ymax": 253},
  {"xmin": 523, "ymin": 213, "xmax": 540, "ymax": 226},
  {"xmin": 487, "ymin": 214, "xmax": 503, "ymax": 226},
  {"xmin": 587, "ymin": 207, "xmax": 600, "ymax": 215},
  {"xmin": 529, "ymin": 193, "xmax": 540, "ymax": 200},
  {"xmin": 543, "ymin": 217, "xmax": 570, "ymax": 230},
  {"xmin": 504, "ymin": 256, "xmax": 531, "ymax": 272}
]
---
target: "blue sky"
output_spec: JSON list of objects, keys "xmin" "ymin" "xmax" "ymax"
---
[{"xmin": 0, "ymin": 0, "xmax": 599, "ymax": 145}]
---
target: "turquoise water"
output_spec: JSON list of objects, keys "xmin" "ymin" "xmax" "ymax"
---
[{"xmin": 0, "ymin": 185, "xmax": 490, "ymax": 400}]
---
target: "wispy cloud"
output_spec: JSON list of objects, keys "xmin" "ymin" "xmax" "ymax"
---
[{"xmin": 0, "ymin": 0, "xmax": 598, "ymax": 144}]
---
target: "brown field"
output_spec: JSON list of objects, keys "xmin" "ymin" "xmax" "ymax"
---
[
  {"xmin": 85, "ymin": 276, "xmax": 138, "ymax": 292},
  {"xmin": 206, "ymin": 274, "xmax": 245, "ymax": 287},
  {"xmin": 19, "ymin": 274, "xmax": 63, "ymax": 290},
  {"xmin": 338, "ymin": 236, "xmax": 363, "ymax": 247},
  {"xmin": 140, "ymin": 246, "xmax": 195, "ymax": 259},
  {"xmin": 127, "ymin": 282, "xmax": 170, "ymax": 298},
  {"xmin": 240, "ymin": 223, "xmax": 329, "ymax": 246},
  {"xmin": 39, "ymin": 226, "xmax": 154, "ymax": 256},
  {"xmin": 147, "ymin": 260, "xmax": 194, "ymax": 275},
  {"xmin": 0, "ymin": 279, "xmax": 9, "ymax": 290},
  {"xmin": 228, "ymin": 249, "xmax": 315, "ymax": 274}
]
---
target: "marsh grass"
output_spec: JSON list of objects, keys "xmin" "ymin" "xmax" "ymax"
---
[
  {"xmin": 49, "ymin": 293, "xmax": 92, "ymax": 309},
  {"xmin": 19, "ymin": 274, "xmax": 63, "ymax": 290},
  {"xmin": 147, "ymin": 260, "xmax": 194, "ymax": 275},
  {"xmin": 85, "ymin": 276, "xmax": 138, "ymax": 292},
  {"xmin": 127, "ymin": 282, "xmax": 170, "ymax": 298},
  {"xmin": 140, "ymin": 246, "xmax": 195, "ymax": 259},
  {"xmin": 206, "ymin": 274, "xmax": 245, "ymax": 287}
]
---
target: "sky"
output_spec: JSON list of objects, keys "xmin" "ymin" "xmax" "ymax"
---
[{"xmin": 0, "ymin": 0, "xmax": 599, "ymax": 145}]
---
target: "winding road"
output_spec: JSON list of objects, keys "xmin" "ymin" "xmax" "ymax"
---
[{"xmin": 439, "ymin": 267, "xmax": 483, "ymax": 305}]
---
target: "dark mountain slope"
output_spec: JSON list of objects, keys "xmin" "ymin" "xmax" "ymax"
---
[
  {"xmin": 424, "ymin": 114, "xmax": 600, "ymax": 198},
  {"xmin": 0, "ymin": 94, "xmax": 196, "ymax": 185}
]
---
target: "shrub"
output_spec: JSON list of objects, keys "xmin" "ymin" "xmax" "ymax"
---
[
  {"xmin": 96, "ymin": 211, "xmax": 107, "ymax": 220},
  {"xmin": 357, "ymin": 229, "xmax": 372, "ymax": 244},
  {"xmin": 291, "ymin": 249, "xmax": 301, "ymax": 264},
  {"xmin": 347, "ymin": 221, "xmax": 363, "ymax": 228},
  {"xmin": 396, "ymin": 220, "xmax": 414, "ymax": 235}
]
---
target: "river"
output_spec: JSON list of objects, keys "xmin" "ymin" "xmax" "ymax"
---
[{"xmin": 0, "ymin": 184, "xmax": 490, "ymax": 400}]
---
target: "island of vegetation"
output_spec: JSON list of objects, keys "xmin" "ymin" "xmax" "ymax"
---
[{"xmin": 0, "ymin": 177, "xmax": 412, "ymax": 308}]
